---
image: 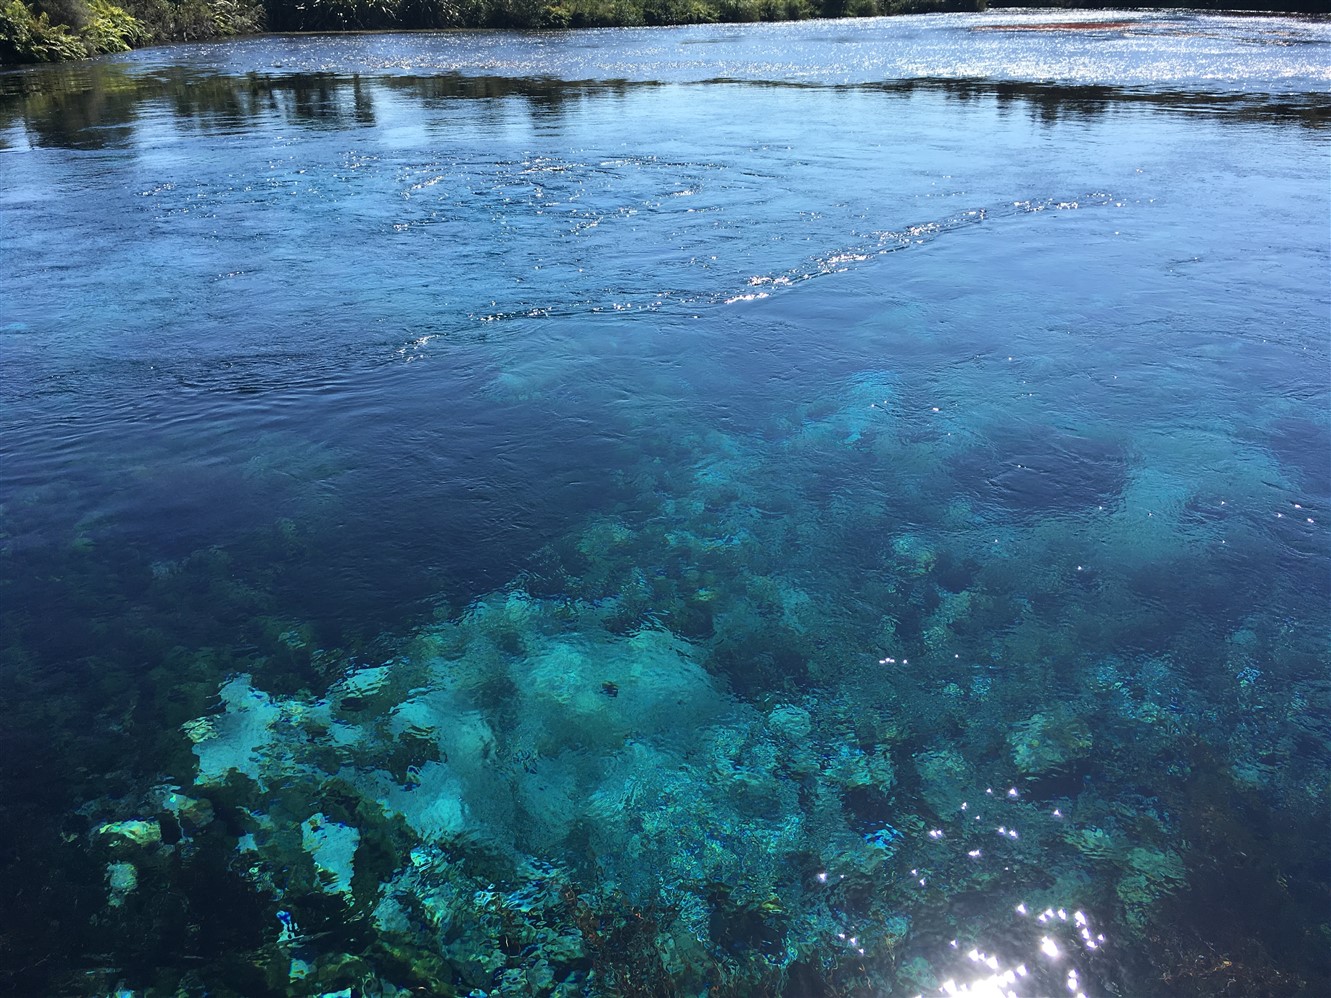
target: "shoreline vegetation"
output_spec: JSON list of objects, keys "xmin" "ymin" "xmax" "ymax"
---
[{"xmin": 2, "ymin": 0, "xmax": 1329, "ymax": 67}]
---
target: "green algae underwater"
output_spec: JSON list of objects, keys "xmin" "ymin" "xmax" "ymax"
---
[{"xmin": 2, "ymin": 14, "xmax": 1331, "ymax": 997}]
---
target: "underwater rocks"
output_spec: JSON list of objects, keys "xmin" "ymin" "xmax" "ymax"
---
[
  {"xmin": 301, "ymin": 814, "xmax": 360, "ymax": 901},
  {"xmin": 135, "ymin": 586, "xmax": 952, "ymax": 993},
  {"xmin": 1116, "ymin": 846, "xmax": 1187, "ymax": 929},
  {"xmin": 1007, "ymin": 709, "xmax": 1093, "ymax": 779},
  {"xmin": 105, "ymin": 861, "xmax": 139, "ymax": 908},
  {"xmin": 914, "ymin": 747, "xmax": 976, "ymax": 816},
  {"xmin": 95, "ymin": 819, "xmax": 164, "ymax": 909},
  {"xmin": 95, "ymin": 818, "xmax": 163, "ymax": 850},
  {"xmin": 63, "ymin": 359, "xmax": 1330, "ymax": 994},
  {"xmin": 184, "ymin": 675, "xmax": 290, "ymax": 788}
]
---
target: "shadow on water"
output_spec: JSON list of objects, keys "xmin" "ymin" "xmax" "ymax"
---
[{"xmin": 1, "ymin": 62, "xmax": 1327, "ymax": 149}]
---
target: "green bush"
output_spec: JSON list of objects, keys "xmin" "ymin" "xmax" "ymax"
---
[
  {"xmin": 714, "ymin": 0, "xmax": 760, "ymax": 20},
  {"xmin": 205, "ymin": 0, "xmax": 264, "ymax": 33},
  {"xmin": 115, "ymin": 0, "xmax": 262, "ymax": 39},
  {"xmin": 84, "ymin": 0, "xmax": 149, "ymax": 50},
  {"xmin": 1, "ymin": 0, "xmax": 73, "ymax": 61},
  {"xmin": 549, "ymin": 0, "xmax": 645, "ymax": 26},
  {"xmin": 35, "ymin": 0, "xmax": 90, "ymax": 28},
  {"xmin": 642, "ymin": 0, "xmax": 715, "ymax": 22},
  {"xmin": 283, "ymin": 0, "xmax": 399, "ymax": 29},
  {"xmin": 0, "ymin": 0, "xmax": 145, "ymax": 61},
  {"xmin": 395, "ymin": 0, "xmax": 461, "ymax": 27},
  {"xmin": 0, "ymin": 0, "xmax": 988, "ymax": 66}
]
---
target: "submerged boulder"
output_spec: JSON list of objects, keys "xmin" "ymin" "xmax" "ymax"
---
[{"xmin": 1007, "ymin": 709, "xmax": 1092, "ymax": 778}]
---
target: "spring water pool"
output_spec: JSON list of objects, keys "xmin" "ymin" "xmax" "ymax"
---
[{"xmin": 1, "ymin": 12, "xmax": 1329, "ymax": 995}]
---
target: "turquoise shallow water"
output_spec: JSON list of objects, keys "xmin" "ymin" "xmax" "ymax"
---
[{"xmin": 2, "ymin": 12, "xmax": 1330, "ymax": 995}]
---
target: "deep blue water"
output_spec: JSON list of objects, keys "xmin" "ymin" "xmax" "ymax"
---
[{"xmin": 1, "ymin": 12, "xmax": 1329, "ymax": 996}]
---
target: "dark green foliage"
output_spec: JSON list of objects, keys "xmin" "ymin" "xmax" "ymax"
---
[
  {"xmin": 36, "ymin": 0, "xmax": 91, "ymax": 29},
  {"xmin": 282, "ymin": 0, "xmax": 397, "ymax": 29},
  {"xmin": 85, "ymin": 0, "xmax": 149, "ymax": 44},
  {"xmin": 641, "ymin": 0, "xmax": 718, "ymax": 24},
  {"xmin": 0, "ymin": 0, "xmax": 258, "ymax": 61},
  {"xmin": 0, "ymin": 0, "xmax": 145, "ymax": 61},
  {"xmin": 120, "ymin": 0, "xmax": 263, "ymax": 41},
  {"xmin": 0, "ymin": 0, "xmax": 986, "ymax": 64},
  {"xmin": 10, "ymin": 0, "xmax": 1323, "ymax": 68},
  {"xmin": 0, "ymin": 0, "xmax": 86, "ymax": 61},
  {"xmin": 395, "ymin": 0, "xmax": 463, "ymax": 27}
]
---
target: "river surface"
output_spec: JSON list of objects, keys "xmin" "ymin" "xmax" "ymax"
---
[{"xmin": 2, "ymin": 12, "xmax": 1329, "ymax": 996}]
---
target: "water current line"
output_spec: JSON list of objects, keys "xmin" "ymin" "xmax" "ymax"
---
[
  {"xmin": 726, "ymin": 193, "xmax": 1122, "ymax": 304},
  {"xmin": 468, "ymin": 193, "xmax": 1122, "ymax": 324}
]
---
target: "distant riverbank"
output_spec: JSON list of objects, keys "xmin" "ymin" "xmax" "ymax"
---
[{"xmin": 2, "ymin": 0, "xmax": 1327, "ymax": 65}]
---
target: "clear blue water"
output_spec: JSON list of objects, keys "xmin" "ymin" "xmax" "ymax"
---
[{"xmin": 1, "ymin": 12, "xmax": 1329, "ymax": 995}]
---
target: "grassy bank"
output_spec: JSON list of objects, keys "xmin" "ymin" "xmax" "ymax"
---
[
  {"xmin": 3, "ymin": 0, "xmax": 1328, "ymax": 74},
  {"xmin": 0, "ymin": 0, "xmax": 979, "ymax": 63},
  {"xmin": 1, "ymin": 0, "xmax": 260, "ymax": 63}
]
